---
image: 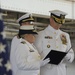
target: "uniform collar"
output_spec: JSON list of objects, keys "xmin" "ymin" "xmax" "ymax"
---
[
  {"xmin": 21, "ymin": 38, "xmax": 35, "ymax": 49},
  {"xmin": 47, "ymin": 25, "xmax": 60, "ymax": 34}
]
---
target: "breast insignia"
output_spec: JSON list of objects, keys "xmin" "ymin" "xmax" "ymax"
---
[
  {"xmin": 21, "ymin": 41, "xmax": 26, "ymax": 44},
  {"xmin": 60, "ymin": 34, "xmax": 67, "ymax": 45},
  {"xmin": 45, "ymin": 36, "xmax": 53, "ymax": 39}
]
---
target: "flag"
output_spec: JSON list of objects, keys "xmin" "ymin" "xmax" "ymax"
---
[{"xmin": 0, "ymin": 11, "xmax": 12, "ymax": 75}]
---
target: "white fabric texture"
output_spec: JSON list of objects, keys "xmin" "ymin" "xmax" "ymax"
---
[{"xmin": 10, "ymin": 38, "xmax": 41, "ymax": 75}]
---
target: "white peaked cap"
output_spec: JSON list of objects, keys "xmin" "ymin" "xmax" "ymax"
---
[
  {"xmin": 49, "ymin": 10, "xmax": 67, "ymax": 16},
  {"xmin": 19, "ymin": 25, "xmax": 38, "ymax": 35},
  {"xmin": 20, "ymin": 25, "xmax": 34, "ymax": 30},
  {"xmin": 17, "ymin": 13, "xmax": 34, "ymax": 24}
]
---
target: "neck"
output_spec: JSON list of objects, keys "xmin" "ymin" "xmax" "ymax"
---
[{"xmin": 50, "ymin": 24, "xmax": 60, "ymax": 30}]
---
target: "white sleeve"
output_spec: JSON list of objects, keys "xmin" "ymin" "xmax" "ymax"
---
[
  {"xmin": 34, "ymin": 32, "xmax": 43, "ymax": 55},
  {"xmin": 64, "ymin": 33, "xmax": 74, "ymax": 63},
  {"xmin": 11, "ymin": 36, "xmax": 20, "ymax": 51},
  {"xmin": 15, "ymin": 44, "xmax": 40, "ymax": 70}
]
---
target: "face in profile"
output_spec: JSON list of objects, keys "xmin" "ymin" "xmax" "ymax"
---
[
  {"xmin": 25, "ymin": 34, "xmax": 36, "ymax": 43},
  {"xmin": 50, "ymin": 17, "xmax": 62, "ymax": 30}
]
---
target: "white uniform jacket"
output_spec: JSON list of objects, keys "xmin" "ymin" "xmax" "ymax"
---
[
  {"xmin": 34, "ymin": 25, "xmax": 74, "ymax": 75},
  {"xmin": 10, "ymin": 39, "xmax": 41, "ymax": 75},
  {"xmin": 10, "ymin": 36, "xmax": 22, "ymax": 52}
]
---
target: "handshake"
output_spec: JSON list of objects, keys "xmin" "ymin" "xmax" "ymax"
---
[{"xmin": 40, "ymin": 58, "xmax": 50, "ymax": 67}]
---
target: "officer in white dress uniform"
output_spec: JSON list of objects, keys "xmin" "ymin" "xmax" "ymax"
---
[
  {"xmin": 34, "ymin": 10, "xmax": 74, "ymax": 75},
  {"xmin": 10, "ymin": 13, "xmax": 34, "ymax": 56},
  {"xmin": 10, "ymin": 25, "xmax": 50, "ymax": 75},
  {"xmin": 10, "ymin": 13, "xmax": 34, "ymax": 70}
]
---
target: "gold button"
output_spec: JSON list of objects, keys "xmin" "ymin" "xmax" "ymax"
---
[
  {"xmin": 56, "ymin": 46, "xmax": 58, "ymax": 48},
  {"xmin": 54, "ymin": 32, "xmax": 56, "ymax": 34},
  {"xmin": 47, "ymin": 44, "xmax": 50, "ymax": 48}
]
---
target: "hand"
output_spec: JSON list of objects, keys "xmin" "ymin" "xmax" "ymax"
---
[{"xmin": 40, "ymin": 58, "xmax": 50, "ymax": 67}]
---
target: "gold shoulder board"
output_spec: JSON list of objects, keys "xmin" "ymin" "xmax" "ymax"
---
[{"xmin": 21, "ymin": 41, "xmax": 26, "ymax": 44}]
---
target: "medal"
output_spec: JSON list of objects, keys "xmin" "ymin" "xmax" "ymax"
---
[{"xmin": 47, "ymin": 44, "xmax": 50, "ymax": 48}]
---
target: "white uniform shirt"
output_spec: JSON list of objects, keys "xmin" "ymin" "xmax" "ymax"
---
[
  {"xmin": 10, "ymin": 38, "xmax": 41, "ymax": 75},
  {"xmin": 34, "ymin": 25, "xmax": 74, "ymax": 75}
]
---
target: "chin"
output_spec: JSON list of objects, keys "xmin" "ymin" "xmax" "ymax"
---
[{"xmin": 30, "ymin": 41, "xmax": 34, "ymax": 44}]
